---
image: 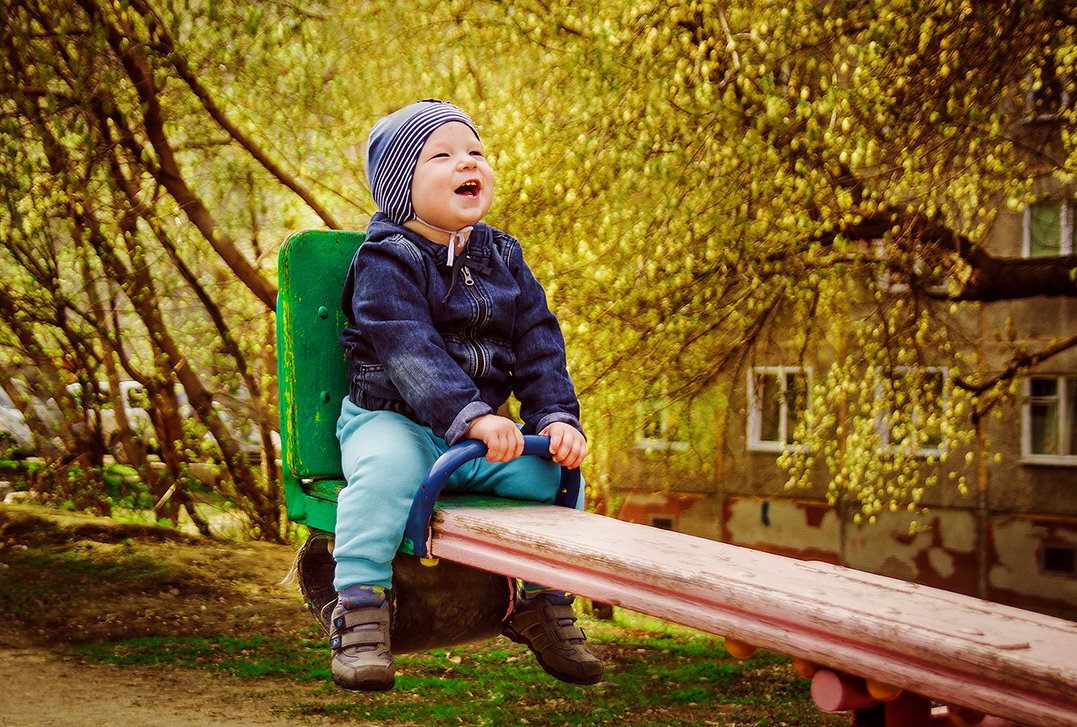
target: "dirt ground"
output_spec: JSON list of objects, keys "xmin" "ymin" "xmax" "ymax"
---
[
  {"xmin": 0, "ymin": 649, "xmax": 362, "ymax": 727},
  {"xmin": 0, "ymin": 503, "xmax": 380, "ymax": 727}
]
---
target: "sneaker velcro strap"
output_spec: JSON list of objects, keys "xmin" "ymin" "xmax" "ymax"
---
[
  {"xmin": 544, "ymin": 601, "xmax": 575, "ymax": 614},
  {"xmin": 336, "ymin": 607, "xmax": 390, "ymax": 631},
  {"xmin": 554, "ymin": 624, "xmax": 586, "ymax": 642},
  {"xmin": 541, "ymin": 602, "xmax": 573, "ymax": 617},
  {"xmin": 338, "ymin": 629, "xmax": 388, "ymax": 649}
]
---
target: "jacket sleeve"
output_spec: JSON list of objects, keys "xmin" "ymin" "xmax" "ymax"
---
[
  {"xmin": 347, "ymin": 240, "xmax": 493, "ymax": 444},
  {"xmin": 504, "ymin": 239, "xmax": 584, "ymax": 437}
]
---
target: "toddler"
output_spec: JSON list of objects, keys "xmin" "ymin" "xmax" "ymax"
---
[{"xmin": 332, "ymin": 100, "xmax": 602, "ymax": 691}]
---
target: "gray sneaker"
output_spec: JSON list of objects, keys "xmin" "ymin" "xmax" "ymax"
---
[
  {"xmin": 329, "ymin": 587, "xmax": 394, "ymax": 691},
  {"xmin": 502, "ymin": 592, "xmax": 603, "ymax": 685}
]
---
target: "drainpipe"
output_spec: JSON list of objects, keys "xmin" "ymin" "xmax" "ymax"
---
[
  {"xmin": 976, "ymin": 304, "xmax": 989, "ymax": 600},
  {"xmin": 977, "ymin": 417, "xmax": 989, "ymax": 600}
]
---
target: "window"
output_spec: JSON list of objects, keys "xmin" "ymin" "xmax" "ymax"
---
[
  {"xmin": 1023, "ymin": 376, "xmax": 1077, "ymax": 464},
  {"xmin": 877, "ymin": 368, "xmax": 947, "ymax": 457},
  {"xmin": 873, "ymin": 239, "xmax": 908, "ymax": 293},
  {"xmin": 1027, "ymin": 60, "xmax": 1075, "ymax": 120},
  {"xmin": 1042, "ymin": 544, "xmax": 1076, "ymax": 576},
  {"xmin": 649, "ymin": 516, "xmax": 675, "ymax": 530},
  {"xmin": 636, "ymin": 385, "xmax": 688, "ymax": 452},
  {"xmin": 872, "ymin": 239, "xmax": 946, "ymax": 294},
  {"xmin": 1023, "ymin": 200, "xmax": 1075, "ymax": 258},
  {"xmin": 748, "ymin": 366, "xmax": 810, "ymax": 452}
]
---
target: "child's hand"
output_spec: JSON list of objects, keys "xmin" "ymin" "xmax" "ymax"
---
[
  {"xmin": 467, "ymin": 414, "xmax": 525, "ymax": 462},
  {"xmin": 540, "ymin": 422, "xmax": 588, "ymax": 469}
]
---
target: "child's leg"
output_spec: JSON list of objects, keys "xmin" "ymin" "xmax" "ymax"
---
[
  {"xmin": 333, "ymin": 400, "xmax": 444, "ymax": 591},
  {"xmin": 453, "ymin": 455, "xmax": 603, "ymax": 685},
  {"xmin": 330, "ymin": 401, "xmax": 451, "ymax": 691},
  {"xmin": 449, "ymin": 452, "xmax": 574, "ymax": 506}
]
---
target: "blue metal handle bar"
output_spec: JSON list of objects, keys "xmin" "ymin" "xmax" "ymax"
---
[{"xmin": 401, "ymin": 434, "xmax": 582, "ymax": 558}]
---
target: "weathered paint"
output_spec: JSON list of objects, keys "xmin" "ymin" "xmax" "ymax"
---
[
  {"xmin": 623, "ymin": 491, "xmax": 1077, "ymax": 619},
  {"xmin": 722, "ymin": 496, "xmax": 843, "ymax": 563},
  {"xmin": 277, "ymin": 229, "xmax": 364, "ymax": 532},
  {"xmin": 615, "ymin": 492, "xmax": 705, "ymax": 529},
  {"xmin": 844, "ymin": 510, "xmax": 982, "ymax": 599},
  {"xmin": 988, "ymin": 516, "xmax": 1077, "ymax": 618}
]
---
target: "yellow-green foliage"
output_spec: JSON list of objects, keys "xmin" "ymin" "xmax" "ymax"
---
[{"xmin": 0, "ymin": 0, "xmax": 1072, "ymax": 523}]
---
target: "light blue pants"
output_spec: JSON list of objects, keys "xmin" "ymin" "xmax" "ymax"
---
[{"xmin": 333, "ymin": 399, "xmax": 581, "ymax": 591}]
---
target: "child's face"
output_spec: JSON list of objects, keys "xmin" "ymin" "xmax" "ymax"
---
[{"xmin": 409, "ymin": 122, "xmax": 493, "ymax": 233}]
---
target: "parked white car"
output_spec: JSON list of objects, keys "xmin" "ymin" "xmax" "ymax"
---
[
  {"xmin": 64, "ymin": 379, "xmax": 175, "ymax": 452},
  {"xmin": 64, "ymin": 379, "xmax": 279, "ymax": 466},
  {"xmin": 0, "ymin": 388, "xmax": 36, "ymax": 458},
  {"xmin": 214, "ymin": 392, "xmax": 281, "ymax": 457},
  {"xmin": 65, "ymin": 380, "xmax": 123, "ymax": 442}
]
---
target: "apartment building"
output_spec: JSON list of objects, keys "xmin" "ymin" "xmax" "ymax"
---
[{"xmin": 612, "ymin": 74, "xmax": 1077, "ymax": 621}]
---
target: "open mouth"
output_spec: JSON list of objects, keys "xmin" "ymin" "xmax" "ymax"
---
[{"xmin": 455, "ymin": 180, "xmax": 481, "ymax": 197}]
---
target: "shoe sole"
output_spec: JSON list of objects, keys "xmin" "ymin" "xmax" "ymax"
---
[{"xmin": 333, "ymin": 673, "xmax": 395, "ymax": 692}]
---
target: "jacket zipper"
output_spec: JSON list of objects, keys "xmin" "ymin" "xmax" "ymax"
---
[{"xmin": 461, "ymin": 266, "xmax": 488, "ymax": 377}]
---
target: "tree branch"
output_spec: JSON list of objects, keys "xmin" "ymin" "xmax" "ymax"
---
[
  {"xmin": 74, "ymin": 0, "xmax": 279, "ymax": 310},
  {"xmin": 954, "ymin": 331, "xmax": 1077, "ymax": 394},
  {"xmin": 127, "ymin": 0, "xmax": 342, "ymax": 230},
  {"xmin": 825, "ymin": 206, "xmax": 1077, "ymax": 301}
]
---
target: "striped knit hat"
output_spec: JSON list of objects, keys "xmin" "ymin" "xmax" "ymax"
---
[{"xmin": 365, "ymin": 100, "xmax": 480, "ymax": 225}]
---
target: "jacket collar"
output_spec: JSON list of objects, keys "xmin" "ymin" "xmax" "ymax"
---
[{"xmin": 366, "ymin": 212, "xmax": 493, "ymax": 271}]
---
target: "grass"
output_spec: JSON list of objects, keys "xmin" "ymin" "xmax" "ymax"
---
[
  {"xmin": 2, "ymin": 545, "xmax": 182, "ymax": 616},
  {"xmin": 77, "ymin": 612, "xmax": 845, "ymax": 727},
  {"xmin": 0, "ymin": 504, "xmax": 845, "ymax": 726}
]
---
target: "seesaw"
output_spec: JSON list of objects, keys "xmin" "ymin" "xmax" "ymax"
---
[{"xmin": 279, "ymin": 229, "xmax": 1077, "ymax": 726}]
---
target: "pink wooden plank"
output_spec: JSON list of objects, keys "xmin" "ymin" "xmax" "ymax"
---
[{"xmin": 430, "ymin": 503, "xmax": 1077, "ymax": 727}]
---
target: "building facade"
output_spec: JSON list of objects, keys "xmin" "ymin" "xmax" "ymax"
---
[{"xmin": 612, "ymin": 153, "xmax": 1077, "ymax": 622}]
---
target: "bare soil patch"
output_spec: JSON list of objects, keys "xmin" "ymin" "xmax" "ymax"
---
[{"xmin": 0, "ymin": 503, "xmax": 376, "ymax": 727}]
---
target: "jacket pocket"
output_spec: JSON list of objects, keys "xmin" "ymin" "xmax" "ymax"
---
[{"xmin": 353, "ymin": 363, "xmax": 403, "ymax": 401}]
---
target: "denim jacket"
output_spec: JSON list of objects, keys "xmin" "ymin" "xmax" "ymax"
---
[{"xmin": 340, "ymin": 213, "xmax": 582, "ymax": 446}]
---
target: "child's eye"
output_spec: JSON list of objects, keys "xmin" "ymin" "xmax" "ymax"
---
[{"xmin": 432, "ymin": 152, "xmax": 450, "ymax": 159}]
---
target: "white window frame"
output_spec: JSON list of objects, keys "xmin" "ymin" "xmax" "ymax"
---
[
  {"xmin": 1022, "ymin": 200, "xmax": 1075, "ymax": 258},
  {"xmin": 1022, "ymin": 375, "xmax": 1077, "ymax": 466},
  {"xmin": 1026, "ymin": 63, "xmax": 1075, "ymax": 120},
  {"xmin": 876, "ymin": 367, "xmax": 949, "ymax": 458},
  {"xmin": 747, "ymin": 366, "xmax": 811, "ymax": 453},
  {"xmin": 873, "ymin": 239, "xmax": 908, "ymax": 293},
  {"xmin": 635, "ymin": 393, "xmax": 688, "ymax": 452},
  {"xmin": 872, "ymin": 239, "xmax": 946, "ymax": 295}
]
